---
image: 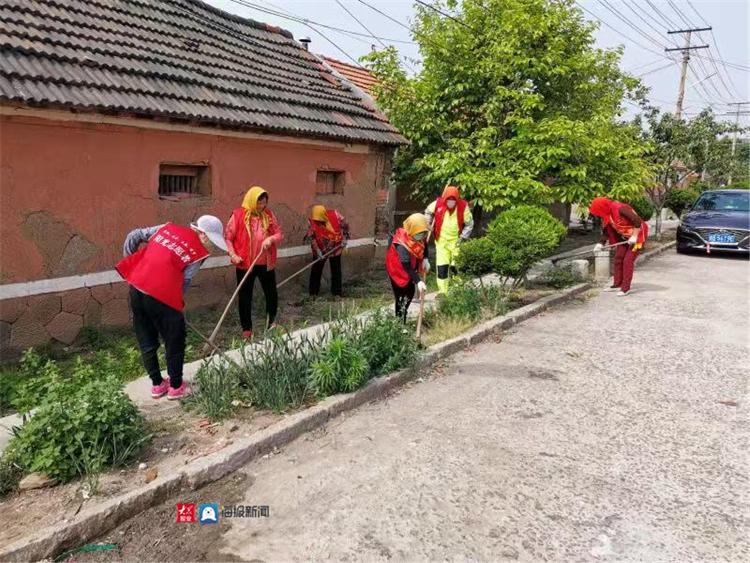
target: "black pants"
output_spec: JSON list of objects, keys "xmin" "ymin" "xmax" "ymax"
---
[
  {"xmin": 390, "ymin": 278, "xmax": 415, "ymax": 323},
  {"xmin": 309, "ymin": 255, "xmax": 343, "ymax": 296},
  {"xmin": 236, "ymin": 266, "xmax": 278, "ymax": 331},
  {"xmin": 129, "ymin": 286, "xmax": 185, "ymax": 388}
]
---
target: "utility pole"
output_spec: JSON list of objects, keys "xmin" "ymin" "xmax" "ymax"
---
[
  {"xmin": 727, "ymin": 102, "xmax": 750, "ymax": 185},
  {"xmin": 665, "ymin": 27, "xmax": 711, "ymax": 120}
]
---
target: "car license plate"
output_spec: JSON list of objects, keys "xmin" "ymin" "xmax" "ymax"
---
[{"xmin": 708, "ymin": 233, "xmax": 736, "ymax": 244}]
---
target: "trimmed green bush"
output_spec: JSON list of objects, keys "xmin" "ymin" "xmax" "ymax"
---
[
  {"xmin": 665, "ymin": 188, "xmax": 699, "ymax": 216},
  {"xmin": 455, "ymin": 237, "xmax": 495, "ymax": 279},
  {"xmin": 309, "ymin": 337, "xmax": 368, "ymax": 396},
  {"xmin": 627, "ymin": 196, "xmax": 655, "ymax": 221},
  {"xmin": 3, "ymin": 369, "xmax": 148, "ymax": 482},
  {"xmin": 486, "ymin": 206, "xmax": 567, "ymax": 287}
]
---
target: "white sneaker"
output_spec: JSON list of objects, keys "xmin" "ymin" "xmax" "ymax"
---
[
  {"xmin": 604, "ymin": 286, "xmax": 620, "ymax": 292},
  {"xmin": 616, "ymin": 290, "xmax": 630, "ymax": 297}
]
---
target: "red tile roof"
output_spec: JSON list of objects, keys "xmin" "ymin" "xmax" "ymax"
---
[{"xmin": 321, "ymin": 56, "xmax": 379, "ymax": 98}]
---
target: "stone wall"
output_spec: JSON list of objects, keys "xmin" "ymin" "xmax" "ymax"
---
[{"xmin": 0, "ymin": 245, "xmax": 376, "ymax": 359}]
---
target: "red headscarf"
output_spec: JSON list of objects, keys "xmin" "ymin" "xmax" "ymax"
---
[{"xmin": 589, "ymin": 197, "xmax": 614, "ymax": 226}]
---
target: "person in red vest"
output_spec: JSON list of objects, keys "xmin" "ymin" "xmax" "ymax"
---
[
  {"xmin": 424, "ymin": 185, "xmax": 474, "ymax": 294},
  {"xmin": 589, "ymin": 197, "xmax": 649, "ymax": 296},
  {"xmin": 116, "ymin": 215, "xmax": 227, "ymax": 400},
  {"xmin": 385, "ymin": 213, "xmax": 431, "ymax": 322},
  {"xmin": 224, "ymin": 186, "xmax": 284, "ymax": 338},
  {"xmin": 304, "ymin": 204, "xmax": 350, "ymax": 297}
]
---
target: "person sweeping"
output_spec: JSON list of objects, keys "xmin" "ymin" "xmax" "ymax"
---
[
  {"xmin": 589, "ymin": 197, "xmax": 649, "ymax": 296},
  {"xmin": 224, "ymin": 186, "xmax": 284, "ymax": 338},
  {"xmin": 424, "ymin": 184, "xmax": 473, "ymax": 294},
  {"xmin": 116, "ymin": 215, "xmax": 227, "ymax": 400},
  {"xmin": 303, "ymin": 204, "xmax": 350, "ymax": 297},
  {"xmin": 385, "ymin": 213, "xmax": 431, "ymax": 322}
]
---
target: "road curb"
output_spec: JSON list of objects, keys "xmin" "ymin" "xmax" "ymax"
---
[
  {"xmin": 637, "ymin": 239, "xmax": 677, "ymax": 264},
  {"xmin": 0, "ymin": 282, "xmax": 591, "ymax": 563}
]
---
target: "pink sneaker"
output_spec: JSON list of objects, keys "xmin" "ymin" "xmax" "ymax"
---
[
  {"xmin": 151, "ymin": 380, "xmax": 169, "ymax": 399},
  {"xmin": 167, "ymin": 382, "xmax": 189, "ymax": 400},
  {"xmin": 242, "ymin": 330, "xmax": 253, "ymax": 339}
]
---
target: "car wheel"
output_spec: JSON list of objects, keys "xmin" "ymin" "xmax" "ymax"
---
[{"xmin": 676, "ymin": 244, "xmax": 690, "ymax": 254}]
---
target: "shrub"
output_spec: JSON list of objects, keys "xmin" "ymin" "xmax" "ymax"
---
[
  {"xmin": 665, "ymin": 188, "xmax": 699, "ymax": 216},
  {"xmin": 4, "ymin": 372, "xmax": 148, "ymax": 482},
  {"xmin": 353, "ymin": 310, "xmax": 420, "ymax": 377},
  {"xmin": 486, "ymin": 206, "xmax": 567, "ymax": 287},
  {"xmin": 438, "ymin": 282, "xmax": 482, "ymax": 321},
  {"xmin": 309, "ymin": 337, "xmax": 368, "ymax": 396},
  {"xmin": 627, "ymin": 196, "xmax": 655, "ymax": 221},
  {"xmin": 455, "ymin": 237, "xmax": 495, "ymax": 279},
  {"xmin": 237, "ymin": 330, "xmax": 316, "ymax": 412},
  {"xmin": 185, "ymin": 361, "xmax": 241, "ymax": 421}
]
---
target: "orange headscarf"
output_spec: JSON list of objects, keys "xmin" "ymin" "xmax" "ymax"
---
[
  {"xmin": 589, "ymin": 197, "xmax": 614, "ymax": 226},
  {"xmin": 442, "ymin": 185, "xmax": 460, "ymax": 201}
]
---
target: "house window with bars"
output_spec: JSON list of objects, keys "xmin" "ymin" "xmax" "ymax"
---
[
  {"xmin": 158, "ymin": 164, "xmax": 211, "ymax": 198},
  {"xmin": 315, "ymin": 170, "xmax": 345, "ymax": 195}
]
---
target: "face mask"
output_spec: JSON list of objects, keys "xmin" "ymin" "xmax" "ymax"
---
[
  {"xmin": 446, "ymin": 199, "xmax": 457, "ymax": 209},
  {"xmin": 413, "ymin": 232, "xmax": 426, "ymax": 241}
]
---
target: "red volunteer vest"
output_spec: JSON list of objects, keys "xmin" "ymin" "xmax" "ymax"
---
[
  {"xmin": 229, "ymin": 207, "xmax": 279, "ymax": 270},
  {"xmin": 310, "ymin": 210, "xmax": 343, "ymax": 248},
  {"xmin": 115, "ymin": 223, "xmax": 209, "ymax": 312},
  {"xmin": 608, "ymin": 202, "xmax": 649, "ymax": 245},
  {"xmin": 433, "ymin": 197, "xmax": 468, "ymax": 242},
  {"xmin": 385, "ymin": 228, "xmax": 425, "ymax": 288}
]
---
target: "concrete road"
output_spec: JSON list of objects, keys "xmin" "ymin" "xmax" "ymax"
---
[{"xmin": 103, "ymin": 251, "xmax": 750, "ymax": 561}]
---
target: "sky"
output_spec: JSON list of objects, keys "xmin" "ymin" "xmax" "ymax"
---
[{"xmin": 203, "ymin": 0, "xmax": 749, "ymax": 127}]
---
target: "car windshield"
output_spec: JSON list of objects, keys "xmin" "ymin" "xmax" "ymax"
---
[{"xmin": 693, "ymin": 192, "xmax": 750, "ymax": 212}]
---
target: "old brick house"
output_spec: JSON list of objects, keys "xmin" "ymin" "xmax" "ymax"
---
[{"xmin": 0, "ymin": 0, "xmax": 406, "ymax": 355}]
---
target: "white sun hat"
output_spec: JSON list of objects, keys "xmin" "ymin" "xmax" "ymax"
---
[{"xmin": 191, "ymin": 215, "xmax": 228, "ymax": 252}]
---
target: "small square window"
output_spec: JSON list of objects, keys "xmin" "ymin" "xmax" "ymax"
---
[
  {"xmin": 316, "ymin": 170, "xmax": 345, "ymax": 195},
  {"xmin": 159, "ymin": 164, "xmax": 210, "ymax": 198}
]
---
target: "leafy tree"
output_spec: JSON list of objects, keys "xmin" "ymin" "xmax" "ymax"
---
[
  {"xmin": 362, "ymin": 0, "xmax": 651, "ymax": 210},
  {"xmin": 637, "ymin": 108, "xmax": 745, "ymax": 237}
]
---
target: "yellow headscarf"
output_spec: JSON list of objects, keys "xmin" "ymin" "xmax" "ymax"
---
[
  {"xmin": 403, "ymin": 213, "xmax": 430, "ymax": 238},
  {"xmin": 310, "ymin": 204, "xmax": 333, "ymax": 232},
  {"xmin": 241, "ymin": 186, "xmax": 270, "ymax": 236}
]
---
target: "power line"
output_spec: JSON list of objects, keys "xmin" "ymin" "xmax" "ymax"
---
[
  {"xmin": 333, "ymin": 0, "xmax": 386, "ymax": 49},
  {"xmin": 415, "ymin": 0, "xmax": 475, "ymax": 32},
  {"xmin": 621, "ymin": 0, "xmax": 679, "ymax": 48},
  {"xmin": 685, "ymin": 0, "xmax": 744, "ymax": 99},
  {"xmin": 332, "ymin": 0, "xmax": 418, "ymax": 74},
  {"xmin": 596, "ymin": 0, "xmax": 669, "ymax": 52},
  {"xmin": 663, "ymin": 0, "xmax": 737, "ymax": 101},
  {"xmin": 644, "ymin": 0, "xmax": 680, "ymax": 29},
  {"xmin": 636, "ymin": 61, "xmax": 676, "ymax": 77},
  {"xmin": 573, "ymin": 1, "xmax": 672, "ymax": 60},
  {"xmin": 225, "ymin": 0, "xmax": 367, "ymax": 66}
]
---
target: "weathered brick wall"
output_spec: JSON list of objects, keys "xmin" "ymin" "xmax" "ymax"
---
[{"xmin": 0, "ymin": 114, "xmax": 390, "ymax": 357}]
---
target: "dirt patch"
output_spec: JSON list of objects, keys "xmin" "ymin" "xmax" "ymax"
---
[
  {"xmin": 0, "ymin": 408, "xmax": 282, "ymax": 549},
  {"xmin": 67, "ymin": 472, "xmax": 251, "ymax": 563}
]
